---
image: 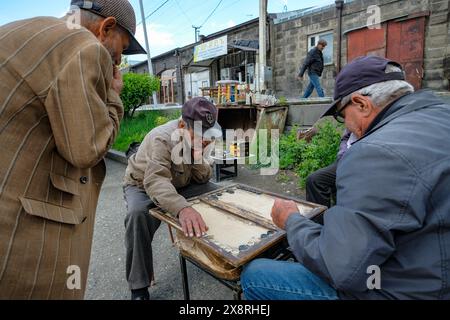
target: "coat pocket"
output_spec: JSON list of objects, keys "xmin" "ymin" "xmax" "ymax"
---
[
  {"xmin": 19, "ymin": 197, "xmax": 85, "ymax": 225},
  {"xmin": 50, "ymin": 173, "xmax": 80, "ymax": 196}
]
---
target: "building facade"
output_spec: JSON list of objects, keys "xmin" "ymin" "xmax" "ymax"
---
[
  {"xmin": 274, "ymin": 0, "xmax": 450, "ymax": 98},
  {"xmin": 128, "ymin": 0, "xmax": 450, "ymax": 103}
]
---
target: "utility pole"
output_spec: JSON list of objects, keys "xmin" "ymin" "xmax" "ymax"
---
[
  {"xmin": 258, "ymin": 0, "xmax": 268, "ymax": 93},
  {"xmin": 139, "ymin": 0, "xmax": 159, "ymax": 105},
  {"xmin": 192, "ymin": 25, "xmax": 201, "ymax": 42}
]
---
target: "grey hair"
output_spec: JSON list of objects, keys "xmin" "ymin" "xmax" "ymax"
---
[
  {"xmin": 318, "ymin": 39, "xmax": 328, "ymax": 46},
  {"xmin": 340, "ymin": 63, "xmax": 415, "ymax": 109},
  {"xmin": 80, "ymin": 9, "xmax": 105, "ymax": 26}
]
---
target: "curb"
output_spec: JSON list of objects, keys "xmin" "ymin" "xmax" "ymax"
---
[{"xmin": 106, "ymin": 150, "xmax": 128, "ymax": 165}]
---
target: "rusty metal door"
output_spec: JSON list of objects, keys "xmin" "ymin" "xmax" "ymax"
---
[
  {"xmin": 347, "ymin": 24, "xmax": 387, "ymax": 62},
  {"xmin": 386, "ymin": 17, "xmax": 426, "ymax": 90},
  {"xmin": 346, "ymin": 17, "xmax": 426, "ymax": 90}
]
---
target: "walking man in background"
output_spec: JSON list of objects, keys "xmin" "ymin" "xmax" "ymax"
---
[
  {"xmin": 298, "ymin": 39, "xmax": 327, "ymax": 98},
  {"xmin": 0, "ymin": 0, "xmax": 145, "ymax": 299}
]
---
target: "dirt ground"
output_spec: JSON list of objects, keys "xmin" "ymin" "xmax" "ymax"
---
[{"xmin": 219, "ymin": 165, "xmax": 306, "ymax": 200}]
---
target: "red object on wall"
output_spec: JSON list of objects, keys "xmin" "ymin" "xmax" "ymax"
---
[
  {"xmin": 386, "ymin": 17, "xmax": 426, "ymax": 90},
  {"xmin": 347, "ymin": 25, "xmax": 387, "ymax": 62},
  {"xmin": 347, "ymin": 16, "xmax": 426, "ymax": 90}
]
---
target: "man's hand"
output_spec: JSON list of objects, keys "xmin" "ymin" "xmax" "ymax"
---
[
  {"xmin": 297, "ymin": 75, "xmax": 303, "ymax": 81},
  {"xmin": 297, "ymin": 127, "xmax": 318, "ymax": 142},
  {"xmin": 193, "ymin": 148, "xmax": 204, "ymax": 163},
  {"xmin": 179, "ymin": 207, "xmax": 209, "ymax": 238},
  {"xmin": 112, "ymin": 66, "xmax": 123, "ymax": 95},
  {"xmin": 271, "ymin": 199, "xmax": 299, "ymax": 230}
]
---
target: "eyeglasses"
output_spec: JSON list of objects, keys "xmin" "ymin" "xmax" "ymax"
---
[
  {"xmin": 333, "ymin": 102, "xmax": 350, "ymax": 124},
  {"xmin": 333, "ymin": 94, "xmax": 371, "ymax": 123}
]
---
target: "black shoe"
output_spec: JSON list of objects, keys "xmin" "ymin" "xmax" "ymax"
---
[{"xmin": 131, "ymin": 288, "xmax": 150, "ymax": 300}]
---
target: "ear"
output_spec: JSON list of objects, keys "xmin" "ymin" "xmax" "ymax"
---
[
  {"xmin": 178, "ymin": 120, "xmax": 186, "ymax": 129},
  {"xmin": 351, "ymin": 93, "xmax": 374, "ymax": 118},
  {"xmin": 99, "ymin": 17, "xmax": 117, "ymax": 39}
]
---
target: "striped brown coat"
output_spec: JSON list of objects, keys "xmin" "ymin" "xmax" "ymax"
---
[{"xmin": 0, "ymin": 17, "xmax": 124, "ymax": 299}]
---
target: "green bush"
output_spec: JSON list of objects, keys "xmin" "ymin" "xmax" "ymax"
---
[
  {"xmin": 120, "ymin": 73, "xmax": 160, "ymax": 118},
  {"xmin": 279, "ymin": 126, "xmax": 307, "ymax": 170},
  {"xmin": 113, "ymin": 110, "xmax": 181, "ymax": 152},
  {"xmin": 296, "ymin": 121, "xmax": 343, "ymax": 188},
  {"xmin": 278, "ymin": 120, "xmax": 344, "ymax": 188}
]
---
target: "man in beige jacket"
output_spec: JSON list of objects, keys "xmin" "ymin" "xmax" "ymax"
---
[
  {"xmin": 123, "ymin": 97, "xmax": 221, "ymax": 300},
  {"xmin": 0, "ymin": 0, "xmax": 145, "ymax": 299}
]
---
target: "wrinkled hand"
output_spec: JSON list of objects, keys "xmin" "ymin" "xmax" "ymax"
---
[
  {"xmin": 179, "ymin": 207, "xmax": 209, "ymax": 238},
  {"xmin": 112, "ymin": 66, "xmax": 124, "ymax": 95},
  {"xmin": 271, "ymin": 199, "xmax": 299, "ymax": 230}
]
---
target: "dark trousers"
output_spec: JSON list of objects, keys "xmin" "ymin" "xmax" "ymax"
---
[
  {"xmin": 306, "ymin": 162, "xmax": 338, "ymax": 208},
  {"xmin": 123, "ymin": 182, "xmax": 219, "ymax": 290}
]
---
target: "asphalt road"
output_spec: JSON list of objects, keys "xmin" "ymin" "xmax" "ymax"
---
[{"xmin": 85, "ymin": 159, "xmax": 234, "ymax": 300}]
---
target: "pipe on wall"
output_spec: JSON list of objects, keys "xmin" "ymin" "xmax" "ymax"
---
[{"xmin": 335, "ymin": 0, "xmax": 344, "ymax": 74}]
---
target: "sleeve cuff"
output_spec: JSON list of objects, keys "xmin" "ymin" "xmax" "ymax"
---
[
  {"xmin": 286, "ymin": 213, "xmax": 307, "ymax": 232},
  {"xmin": 171, "ymin": 199, "xmax": 192, "ymax": 218}
]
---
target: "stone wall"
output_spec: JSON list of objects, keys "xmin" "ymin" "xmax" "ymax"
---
[{"xmin": 273, "ymin": 0, "xmax": 450, "ymax": 99}]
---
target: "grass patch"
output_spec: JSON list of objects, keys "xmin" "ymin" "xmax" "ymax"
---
[{"xmin": 113, "ymin": 110, "xmax": 181, "ymax": 152}]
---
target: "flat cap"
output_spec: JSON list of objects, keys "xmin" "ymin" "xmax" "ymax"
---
[
  {"xmin": 322, "ymin": 55, "xmax": 405, "ymax": 118},
  {"xmin": 71, "ymin": 0, "xmax": 146, "ymax": 55},
  {"xmin": 182, "ymin": 97, "xmax": 222, "ymax": 140}
]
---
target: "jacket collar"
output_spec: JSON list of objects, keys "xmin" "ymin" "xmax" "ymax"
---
[{"xmin": 360, "ymin": 90, "xmax": 444, "ymax": 140}]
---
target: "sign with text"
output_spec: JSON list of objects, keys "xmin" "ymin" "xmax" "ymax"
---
[{"xmin": 194, "ymin": 35, "xmax": 228, "ymax": 63}]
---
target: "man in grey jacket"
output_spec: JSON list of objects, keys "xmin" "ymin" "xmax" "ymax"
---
[{"xmin": 241, "ymin": 56, "xmax": 450, "ymax": 300}]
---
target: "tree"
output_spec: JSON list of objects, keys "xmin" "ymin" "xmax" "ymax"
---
[{"xmin": 120, "ymin": 73, "xmax": 160, "ymax": 118}]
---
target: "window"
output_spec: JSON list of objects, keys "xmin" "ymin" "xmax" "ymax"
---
[{"xmin": 308, "ymin": 32, "xmax": 334, "ymax": 65}]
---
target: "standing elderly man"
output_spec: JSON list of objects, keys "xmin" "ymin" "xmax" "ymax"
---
[
  {"xmin": 241, "ymin": 56, "xmax": 450, "ymax": 300},
  {"xmin": 298, "ymin": 39, "xmax": 327, "ymax": 98},
  {"xmin": 123, "ymin": 97, "xmax": 221, "ymax": 300},
  {"xmin": 0, "ymin": 0, "xmax": 145, "ymax": 299}
]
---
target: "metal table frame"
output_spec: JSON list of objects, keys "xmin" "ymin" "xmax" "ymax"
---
[
  {"xmin": 178, "ymin": 241, "xmax": 295, "ymax": 300},
  {"xmin": 213, "ymin": 160, "xmax": 238, "ymax": 182}
]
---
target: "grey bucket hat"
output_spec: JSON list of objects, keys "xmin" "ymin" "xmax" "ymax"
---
[{"xmin": 70, "ymin": 0, "xmax": 146, "ymax": 55}]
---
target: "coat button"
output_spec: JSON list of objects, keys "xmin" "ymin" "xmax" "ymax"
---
[{"xmin": 80, "ymin": 176, "xmax": 89, "ymax": 184}]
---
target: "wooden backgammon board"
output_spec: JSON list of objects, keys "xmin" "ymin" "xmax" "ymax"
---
[{"xmin": 149, "ymin": 184, "xmax": 327, "ymax": 280}]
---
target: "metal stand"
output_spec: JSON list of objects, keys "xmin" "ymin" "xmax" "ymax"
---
[
  {"xmin": 179, "ymin": 254, "xmax": 242, "ymax": 300},
  {"xmin": 214, "ymin": 160, "xmax": 238, "ymax": 182},
  {"xmin": 178, "ymin": 240, "xmax": 294, "ymax": 300},
  {"xmin": 179, "ymin": 254, "xmax": 190, "ymax": 301}
]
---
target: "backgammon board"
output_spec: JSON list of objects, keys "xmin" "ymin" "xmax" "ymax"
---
[{"xmin": 149, "ymin": 184, "xmax": 327, "ymax": 277}]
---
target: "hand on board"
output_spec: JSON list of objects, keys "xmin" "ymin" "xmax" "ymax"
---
[
  {"xmin": 179, "ymin": 207, "xmax": 209, "ymax": 238},
  {"xmin": 271, "ymin": 199, "xmax": 299, "ymax": 230}
]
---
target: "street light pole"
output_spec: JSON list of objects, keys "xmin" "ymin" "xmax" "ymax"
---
[{"xmin": 139, "ymin": 0, "xmax": 159, "ymax": 106}]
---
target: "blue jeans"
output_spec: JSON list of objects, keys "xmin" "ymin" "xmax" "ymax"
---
[
  {"xmin": 303, "ymin": 73, "xmax": 325, "ymax": 98},
  {"xmin": 241, "ymin": 259, "xmax": 339, "ymax": 300}
]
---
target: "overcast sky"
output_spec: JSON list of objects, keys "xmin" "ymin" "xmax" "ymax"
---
[{"xmin": 0, "ymin": 0, "xmax": 336, "ymax": 60}]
